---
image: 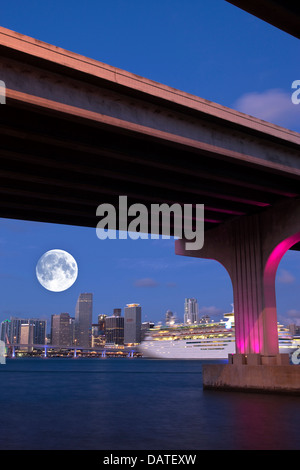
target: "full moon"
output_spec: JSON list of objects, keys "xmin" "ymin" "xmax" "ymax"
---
[{"xmin": 36, "ymin": 249, "xmax": 78, "ymax": 292}]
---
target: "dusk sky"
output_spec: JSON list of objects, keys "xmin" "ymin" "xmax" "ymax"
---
[{"xmin": 0, "ymin": 0, "xmax": 299, "ymax": 329}]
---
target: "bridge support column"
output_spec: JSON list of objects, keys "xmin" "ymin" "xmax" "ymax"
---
[{"xmin": 176, "ymin": 199, "xmax": 300, "ymax": 393}]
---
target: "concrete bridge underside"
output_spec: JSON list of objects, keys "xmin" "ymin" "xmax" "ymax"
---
[
  {"xmin": 0, "ymin": 27, "xmax": 299, "ymax": 237},
  {"xmin": 0, "ymin": 27, "xmax": 300, "ymax": 391}
]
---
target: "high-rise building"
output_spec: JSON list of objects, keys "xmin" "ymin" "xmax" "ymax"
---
[
  {"xmin": 51, "ymin": 313, "xmax": 72, "ymax": 346},
  {"xmin": 124, "ymin": 303, "xmax": 142, "ymax": 345},
  {"xmin": 1, "ymin": 317, "xmax": 46, "ymax": 346},
  {"xmin": 184, "ymin": 298, "xmax": 199, "ymax": 324},
  {"xmin": 1, "ymin": 317, "xmax": 28, "ymax": 344},
  {"xmin": 0, "ymin": 319, "xmax": 11, "ymax": 343},
  {"xmin": 91, "ymin": 314, "xmax": 107, "ymax": 347},
  {"xmin": 30, "ymin": 319, "xmax": 47, "ymax": 345},
  {"xmin": 20, "ymin": 323, "xmax": 34, "ymax": 352},
  {"xmin": 105, "ymin": 315, "xmax": 124, "ymax": 345},
  {"xmin": 75, "ymin": 293, "xmax": 93, "ymax": 348},
  {"xmin": 98, "ymin": 314, "xmax": 107, "ymax": 335},
  {"xmin": 69, "ymin": 317, "xmax": 75, "ymax": 345}
]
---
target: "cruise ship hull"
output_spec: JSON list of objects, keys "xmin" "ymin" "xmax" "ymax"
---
[
  {"xmin": 138, "ymin": 312, "xmax": 297, "ymax": 360},
  {"xmin": 138, "ymin": 336, "xmax": 296, "ymax": 360},
  {"xmin": 138, "ymin": 338, "xmax": 236, "ymax": 360}
]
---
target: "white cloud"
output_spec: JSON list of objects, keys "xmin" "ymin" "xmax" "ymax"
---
[
  {"xmin": 134, "ymin": 277, "xmax": 159, "ymax": 287},
  {"xmin": 277, "ymin": 269, "xmax": 295, "ymax": 284},
  {"xmin": 233, "ymin": 88, "xmax": 300, "ymax": 131}
]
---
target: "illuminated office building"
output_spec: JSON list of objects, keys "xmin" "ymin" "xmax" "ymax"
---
[
  {"xmin": 184, "ymin": 298, "xmax": 199, "ymax": 324},
  {"xmin": 20, "ymin": 323, "xmax": 34, "ymax": 352},
  {"xmin": 75, "ymin": 293, "xmax": 93, "ymax": 348},
  {"xmin": 0, "ymin": 317, "xmax": 46, "ymax": 346},
  {"xmin": 105, "ymin": 315, "xmax": 124, "ymax": 346},
  {"xmin": 30, "ymin": 319, "xmax": 47, "ymax": 345},
  {"xmin": 124, "ymin": 303, "xmax": 141, "ymax": 345},
  {"xmin": 51, "ymin": 313, "xmax": 72, "ymax": 346}
]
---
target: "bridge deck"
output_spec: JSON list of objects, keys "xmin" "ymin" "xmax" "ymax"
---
[{"xmin": 0, "ymin": 26, "xmax": 299, "ymax": 244}]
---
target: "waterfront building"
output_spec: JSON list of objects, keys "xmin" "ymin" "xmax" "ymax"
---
[
  {"xmin": 91, "ymin": 324, "xmax": 103, "ymax": 347},
  {"xmin": 124, "ymin": 303, "xmax": 142, "ymax": 345},
  {"xmin": 98, "ymin": 314, "xmax": 107, "ymax": 334},
  {"xmin": 1, "ymin": 317, "xmax": 46, "ymax": 346},
  {"xmin": 20, "ymin": 323, "xmax": 34, "ymax": 352},
  {"xmin": 92, "ymin": 314, "xmax": 107, "ymax": 347},
  {"xmin": 0, "ymin": 319, "xmax": 11, "ymax": 343},
  {"xmin": 51, "ymin": 313, "xmax": 72, "ymax": 346},
  {"xmin": 30, "ymin": 319, "xmax": 47, "ymax": 345},
  {"xmin": 74, "ymin": 293, "xmax": 93, "ymax": 348},
  {"xmin": 105, "ymin": 314, "xmax": 124, "ymax": 345},
  {"xmin": 1, "ymin": 317, "xmax": 28, "ymax": 344},
  {"xmin": 184, "ymin": 298, "xmax": 199, "ymax": 324},
  {"xmin": 69, "ymin": 317, "xmax": 75, "ymax": 345}
]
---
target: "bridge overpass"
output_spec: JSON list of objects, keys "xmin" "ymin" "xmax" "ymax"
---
[
  {"xmin": 0, "ymin": 26, "xmax": 299, "ymax": 392},
  {"xmin": 226, "ymin": 0, "xmax": 300, "ymax": 39},
  {"xmin": 0, "ymin": 26, "xmax": 299, "ymax": 234}
]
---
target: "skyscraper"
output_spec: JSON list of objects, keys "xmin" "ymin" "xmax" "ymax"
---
[
  {"xmin": 30, "ymin": 319, "xmax": 47, "ymax": 345},
  {"xmin": 75, "ymin": 293, "xmax": 93, "ymax": 348},
  {"xmin": 0, "ymin": 319, "xmax": 11, "ymax": 343},
  {"xmin": 124, "ymin": 303, "xmax": 142, "ymax": 345},
  {"xmin": 20, "ymin": 323, "xmax": 34, "ymax": 352},
  {"xmin": 51, "ymin": 313, "xmax": 72, "ymax": 346},
  {"xmin": 91, "ymin": 314, "xmax": 107, "ymax": 347},
  {"xmin": 1, "ymin": 317, "xmax": 46, "ymax": 345},
  {"xmin": 184, "ymin": 298, "xmax": 199, "ymax": 324},
  {"xmin": 105, "ymin": 315, "xmax": 124, "ymax": 346},
  {"xmin": 1, "ymin": 317, "xmax": 28, "ymax": 344}
]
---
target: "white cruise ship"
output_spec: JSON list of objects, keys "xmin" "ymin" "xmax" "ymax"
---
[{"xmin": 138, "ymin": 312, "xmax": 297, "ymax": 360}]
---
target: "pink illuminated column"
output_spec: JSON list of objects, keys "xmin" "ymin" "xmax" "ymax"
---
[
  {"xmin": 230, "ymin": 215, "xmax": 266, "ymax": 355},
  {"xmin": 263, "ymin": 232, "xmax": 300, "ymax": 356},
  {"xmin": 175, "ymin": 199, "xmax": 300, "ymax": 358}
]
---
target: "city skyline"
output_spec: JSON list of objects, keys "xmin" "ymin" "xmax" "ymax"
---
[
  {"xmin": 0, "ymin": 0, "xmax": 299, "ymax": 328},
  {"xmin": 0, "ymin": 218, "xmax": 298, "ymax": 328}
]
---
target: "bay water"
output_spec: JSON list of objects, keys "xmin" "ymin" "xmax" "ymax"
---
[{"xmin": 0, "ymin": 357, "xmax": 299, "ymax": 450}]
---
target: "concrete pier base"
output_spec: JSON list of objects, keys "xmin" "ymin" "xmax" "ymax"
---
[{"xmin": 203, "ymin": 355, "xmax": 300, "ymax": 394}]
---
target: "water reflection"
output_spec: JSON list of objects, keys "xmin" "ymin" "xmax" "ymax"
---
[{"xmin": 0, "ymin": 358, "xmax": 299, "ymax": 450}]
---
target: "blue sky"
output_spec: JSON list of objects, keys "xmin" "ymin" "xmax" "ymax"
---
[{"xmin": 0, "ymin": 0, "xmax": 299, "ymax": 328}]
